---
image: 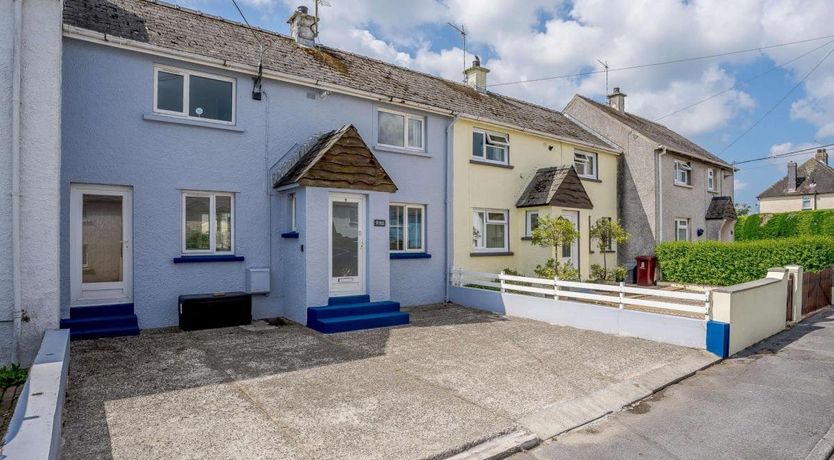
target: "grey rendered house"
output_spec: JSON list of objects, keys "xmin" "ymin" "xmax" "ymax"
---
[
  {"xmin": 758, "ymin": 149, "xmax": 834, "ymax": 213},
  {"xmin": 564, "ymin": 89, "xmax": 736, "ymax": 269}
]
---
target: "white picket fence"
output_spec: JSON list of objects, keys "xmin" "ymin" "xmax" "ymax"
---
[{"xmin": 451, "ymin": 268, "xmax": 711, "ymax": 319}]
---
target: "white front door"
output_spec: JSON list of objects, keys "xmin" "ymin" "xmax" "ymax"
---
[
  {"xmin": 561, "ymin": 210, "xmax": 579, "ymax": 269},
  {"xmin": 70, "ymin": 184, "xmax": 133, "ymax": 306},
  {"xmin": 329, "ymin": 193, "xmax": 365, "ymax": 296}
]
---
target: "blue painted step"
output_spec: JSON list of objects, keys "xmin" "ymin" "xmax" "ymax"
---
[
  {"xmin": 308, "ymin": 301, "xmax": 400, "ymax": 322},
  {"xmin": 61, "ymin": 303, "xmax": 140, "ymax": 340},
  {"xmin": 309, "ymin": 311, "xmax": 410, "ymax": 334},
  {"xmin": 328, "ymin": 295, "xmax": 371, "ymax": 306}
]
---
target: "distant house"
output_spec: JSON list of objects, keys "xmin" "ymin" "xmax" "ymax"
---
[
  {"xmin": 758, "ymin": 149, "xmax": 834, "ymax": 213},
  {"xmin": 564, "ymin": 90, "xmax": 736, "ymax": 269}
]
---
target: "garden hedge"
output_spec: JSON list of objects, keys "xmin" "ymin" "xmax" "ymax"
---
[
  {"xmin": 656, "ymin": 236, "xmax": 834, "ymax": 286},
  {"xmin": 735, "ymin": 210, "xmax": 834, "ymax": 241}
]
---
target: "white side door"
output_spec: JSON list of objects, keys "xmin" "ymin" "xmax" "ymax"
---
[
  {"xmin": 328, "ymin": 193, "xmax": 366, "ymax": 296},
  {"xmin": 561, "ymin": 210, "xmax": 579, "ymax": 269},
  {"xmin": 70, "ymin": 184, "xmax": 133, "ymax": 306}
]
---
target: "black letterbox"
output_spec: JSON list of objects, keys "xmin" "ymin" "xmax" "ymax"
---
[{"xmin": 178, "ymin": 292, "xmax": 252, "ymax": 331}]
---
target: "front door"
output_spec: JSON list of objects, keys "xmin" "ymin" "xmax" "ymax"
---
[
  {"xmin": 329, "ymin": 193, "xmax": 365, "ymax": 296},
  {"xmin": 70, "ymin": 184, "xmax": 133, "ymax": 306},
  {"xmin": 561, "ymin": 210, "xmax": 579, "ymax": 269}
]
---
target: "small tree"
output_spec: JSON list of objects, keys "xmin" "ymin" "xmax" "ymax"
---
[
  {"xmin": 531, "ymin": 215, "xmax": 580, "ymax": 279},
  {"xmin": 589, "ymin": 218, "xmax": 629, "ymax": 273},
  {"xmin": 734, "ymin": 203, "xmax": 751, "ymax": 217}
]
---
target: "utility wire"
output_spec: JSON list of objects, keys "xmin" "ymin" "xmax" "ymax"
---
[
  {"xmin": 488, "ymin": 33, "xmax": 834, "ymax": 87},
  {"xmin": 733, "ymin": 142, "xmax": 834, "ymax": 166},
  {"xmin": 654, "ymin": 39, "xmax": 834, "ymax": 122},
  {"xmin": 720, "ymin": 46, "xmax": 834, "ymax": 157}
]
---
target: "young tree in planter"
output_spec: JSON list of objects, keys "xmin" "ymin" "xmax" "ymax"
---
[
  {"xmin": 531, "ymin": 215, "xmax": 580, "ymax": 279},
  {"xmin": 589, "ymin": 218, "xmax": 630, "ymax": 273}
]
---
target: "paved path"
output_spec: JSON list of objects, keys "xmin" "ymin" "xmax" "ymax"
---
[{"xmin": 511, "ymin": 307, "xmax": 834, "ymax": 460}]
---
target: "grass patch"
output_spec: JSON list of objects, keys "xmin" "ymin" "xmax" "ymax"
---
[{"xmin": 0, "ymin": 364, "xmax": 27, "ymax": 389}]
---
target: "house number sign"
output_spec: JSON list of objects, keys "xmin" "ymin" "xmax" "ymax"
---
[{"xmin": 373, "ymin": 219, "xmax": 386, "ymax": 227}]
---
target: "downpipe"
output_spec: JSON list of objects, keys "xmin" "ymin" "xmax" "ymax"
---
[
  {"xmin": 444, "ymin": 115, "xmax": 459, "ymax": 303},
  {"xmin": 10, "ymin": 0, "xmax": 24, "ymax": 364}
]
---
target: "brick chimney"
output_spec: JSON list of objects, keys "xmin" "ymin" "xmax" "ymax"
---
[
  {"xmin": 287, "ymin": 5, "xmax": 317, "ymax": 48},
  {"xmin": 787, "ymin": 161, "xmax": 797, "ymax": 193},
  {"xmin": 816, "ymin": 148, "xmax": 829, "ymax": 165},
  {"xmin": 464, "ymin": 56, "xmax": 489, "ymax": 92},
  {"xmin": 607, "ymin": 87, "xmax": 626, "ymax": 112}
]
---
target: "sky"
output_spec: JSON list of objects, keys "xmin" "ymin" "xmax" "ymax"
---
[{"xmin": 173, "ymin": 0, "xmax": 834, "ymax": 210}]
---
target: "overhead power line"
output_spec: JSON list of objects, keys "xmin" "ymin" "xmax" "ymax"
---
[
  {"xmin": 488, "ymin": 33, "xmax": 834, "ymax": 87},
  {"xmin": 733, "ymin": 143, "xmax": 834, "ymax": 167}
]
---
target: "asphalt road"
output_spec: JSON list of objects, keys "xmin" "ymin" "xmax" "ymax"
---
[{"xmin": 511, "ymin": 307, "xmax": 834, "ymax": 460}]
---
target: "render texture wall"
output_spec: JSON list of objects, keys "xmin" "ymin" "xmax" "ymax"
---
[
  {"xmin": 62, "ymin": 39, "xmax": 448, "ymax": 328},
  {"xmin": 759, "ymin": 193, "xmax": 834, "ymax": 213},
  {"xmin": 451, "ymin": 118, "xmax": 619, "ymax": 279},
  {"xmin": 0, "ymin": 0, "xmax": 15, "ymax": 364}
]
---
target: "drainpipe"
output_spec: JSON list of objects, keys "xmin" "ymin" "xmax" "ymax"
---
[
  {"xmin": 10, "ymin": 0, "xmax": 23, "ymax": 364},
  {"xmin": 655, "ymin": 147, "xmax": 667, "ymax": 243},
  {"xmin": 444, "ymin": 115, "xmax": 459, "ymax": 303}
]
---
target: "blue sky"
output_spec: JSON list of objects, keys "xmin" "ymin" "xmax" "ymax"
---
[{"xmin": 173, "ymin": 0, "xmax": 834, "ymax": 210}]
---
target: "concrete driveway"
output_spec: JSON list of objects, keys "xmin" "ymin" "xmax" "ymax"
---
[{"xmin": 61, "ymin": 304, "xmax": 714, "ymax": 459}]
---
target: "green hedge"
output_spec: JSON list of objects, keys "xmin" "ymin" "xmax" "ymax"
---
[
  {"xmin": 735, "ymin": 210, "xmax": 834, "ymax": 241},
  {"xmin": 656, "ymin": 236, "xmax": 834, "ymax": 286}
]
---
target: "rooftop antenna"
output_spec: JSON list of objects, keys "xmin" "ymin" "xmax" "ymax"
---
[
  {"xmin": 314, "ymin": 0, "xmax": 331, "ymax": 39},
  {"xmin": 231, "ymin": 0, "xmax": 265, "ymax": 100},
  {"xmin": 448, "ymin": 22, "xmax": 468, "ymax": 82},
  {"xmin": 597, "ymin": 59, "xmax": 609, "ymax": 95}
]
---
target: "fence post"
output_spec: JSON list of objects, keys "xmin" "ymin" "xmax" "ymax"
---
[
  {"xmin": 499, "ymin": 270, "xmax": 506, "ymax": 293},
  {"xmin": 553, "ymin": 276, "xmax": 560, "ymax": 301},
  {"xmin": 618, "ymin": 282, "xmax": 625, "ymax": 310}
]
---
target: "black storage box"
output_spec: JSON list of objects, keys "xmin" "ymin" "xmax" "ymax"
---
[{"xmin": 178, "ymin": 292, "xmax": 252, "ymax": 331}]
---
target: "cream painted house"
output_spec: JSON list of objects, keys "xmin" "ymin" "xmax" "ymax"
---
[
  {"xmin": 758, "ymin": 149, "xmax": 834, "ymax": 213},
  {"xmin": 451, "ymin": 62, "xmax": 621, "ymax": 278}
]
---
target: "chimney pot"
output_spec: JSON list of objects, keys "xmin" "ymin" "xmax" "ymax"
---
[
  {"xmin": 287, "ymin": 5, "xmax": 317, "ymax": 47},
  {"xmin": 607, "ymin": 87, "xmax": 626, "ymax": 112},
  {"xmin": 816, "ymin": 148, "xmax": 829, "ymax": 165},
  {"xmin": 464, "ymin": 55, "xmax": 489, "ymax": 92},
  {"xmin": 787, "ymin": 161, "xmax": 797, "ymax": 193}
]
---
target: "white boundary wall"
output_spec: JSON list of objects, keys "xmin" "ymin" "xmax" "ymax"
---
[{"xmin": 449, "ymin": 286, "xmax": 706, "ymax": 349}]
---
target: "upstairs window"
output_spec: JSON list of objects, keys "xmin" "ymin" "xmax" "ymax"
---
[
  {"xmin": 389, "ymin": 204, "xmax": 425, "ymax": 252},
  {"xmin": 154, "ymin": 67, "xmax": 235, "ymax": 124},
  {"xmin": 575, "ymin": 151, "xmax": 598, "ymax": 179},
  {"xmin": 472, "ymin": 129, "xmax": 509, "ymax": 164},
  {"xmin": 674, "ymin": 161, "xmax": 692, "ymax": 186},
  {"xmin": 707, "ymin": 168, "xmax": 716, "ymax": 191},
  {"xmin": 377, "ymin": 109, "xmax": 424, "ymax": 150}
]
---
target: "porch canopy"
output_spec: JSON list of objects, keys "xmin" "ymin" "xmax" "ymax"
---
[{"xmin": 516, "ymin": 165, "xmax": 593, "ymax": 209}]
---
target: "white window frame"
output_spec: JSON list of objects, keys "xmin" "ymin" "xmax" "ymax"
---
[
  {"xmin": 707, "ymin": 168, "xmax": 715, "ymax": 192},
  {"xmin": 472, "ymin": 129, "xmax": 510, "ymax": 165},
  {"xmin": 473, "ymin": 208, "xmax": 509, "ymax": 252},
  {"xmin": 153, "ymin": 66, "xmax": 236, "ymax": 125},
  {"xmin": 675, "ymin": 218, "xmax": 689, "ymax": 241},
  {"xmin": 574, "ymin": 151, "xmax": 598, "ymax": 179},
  {"xmin": 525, "ymin": 210, "xmax": 540, "ymax": 237},
  {"xmin": 389, "ymin": 203, "xmax": 426, "ymax": 253},
  {"xmin": 182, "ymin": 191, "xmax": 235, "ymax": 255},
  {"xmin": 802, "ymin": 195, "xmax": 813, "ymax": 210},
  {"xmin": 288, "ymin": 193, "xmax": 297, "ymax": 231},
  {"xmin": 377, "ymin": 108, "xmax": 425, "ymax": 151},
  {"xmin": 674, "ymin": 161, "xmax": 692, "ymax": 186}
]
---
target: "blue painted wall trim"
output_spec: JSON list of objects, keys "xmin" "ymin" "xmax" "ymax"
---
[
  {"xmin": 172, "ymin": 255, "xmax": 245, "ymax": 264},
  {"xmin": 390, "ymin": 252, "xmax": 431, "ymax": 259},
  {"xmin": 280, "ymin": 231, "xmax": 300, "ymax": 239},
  {"xmin": 706, "ymin": 320, "xmax": 730, "ymax": 358}
]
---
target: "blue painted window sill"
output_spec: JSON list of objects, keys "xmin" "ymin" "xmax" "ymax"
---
[
  {"xmin": 281, "ymin": 231, "xmax": 300, "ymax": 239},
  {"xmin": 173, "ymin": 255, "xmax": 245, "ymax": 264},
  {"xmin": 390, "ymin": 252, "xmax": 431, "ymax": 259}
]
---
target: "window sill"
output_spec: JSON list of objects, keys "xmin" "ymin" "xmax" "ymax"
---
[
  {"xmin": 521, "ymin": 236, "xmax": 533, "ymax": 241},
  {"xmin": 390, "ymin": 252, "xmax": 431, "ymax": 259},
  {"xmin": 707, "ymin": 190, "xmax": 719, "ymax": 194},
  {"xmin": 579, "ymin": 177, "xmax": 602, "ymax": 183},
  {"xmin": 281, "ymin": 231, "xmax": 300, "ymax": 239},
  {"xmin": 173, "ymin": 255, "xmax": 245, "ymax": 264},
  {"xmin": 470, "ymin": 159, "xmax": 514, "ymax": 169},
  {"xmin": 374, "ymin": 144, "xmax": 431, "ymax": 158},
  {"xmin": 144, "ymin": 113, "xmax": 244, "ymax": 132},
  {"xmin": 470, "ymin": 251, "xmax": 514, "ymax": 257},
  {"xmin": 673, "ymin": 182, "xmax": 693, "ymax": 189}
]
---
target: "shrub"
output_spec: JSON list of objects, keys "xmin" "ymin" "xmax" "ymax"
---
[
  {"xmin": 590, "ymin": 264, "xmax": 629, "ymax": 282},
  {"xmin": 656, "ymin": 236, "xmax": 834, "ymax": 286},
  {"xmin": 735, "ymin": 210, "xmax": 834, "ymax": 241},
  {"xmin": 0, "ymin": 364, "xmax": 27, "ymax": 388},
  {"xmin": 534, "ymin": 258, "xmax": 580, "ymax": 280}
]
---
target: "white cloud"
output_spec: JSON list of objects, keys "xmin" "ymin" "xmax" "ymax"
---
[{"xmin": 734, "ymin": 178, "xmax": 748, "ymax": 191}]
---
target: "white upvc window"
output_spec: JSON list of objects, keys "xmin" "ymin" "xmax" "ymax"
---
[
  {"xmin": 154, "ymin": 66, "xmax": 236, "ymax": 124},
  {"xmin": 472, "ymin": 129, "xmax": 510, "ymax": 164},
  {"xmin": 525, "ymin": 210, "xmax": 540, "ymax": 237},
  {"xmin": 707, "ymin": 168, "xmax": 715, "ymax": 191},
  {"xmin": 473, "ymin": 209, "xmax": 509, "ymax": 251},
  {"xmin": 182, "ymin": 191, "xmax": 235, "ymax": 254},
  {"xmin": 674, "ymin": 161, "xmax": 692, "ymax": 186},
  {"xmin": 575, "ymin": 151, "xmax": 598, "ymax": 179},
  {"xmin": 390, "ymin": 204, "xmax": 425, "ymax": 252},
  {"xmin": 675, "ymin": 218, "xmax": 689, "ymax": 241},
  {"xmin": 377, "ymin": 108, "xmax": 425, "ymax": 150},
  {"xmin": 288, "ymin": 193, "xmax": 297, "ymax": 231},
  {"xmin": 802, "ymin": 195, "xmax": 813, "ymax": 210}
]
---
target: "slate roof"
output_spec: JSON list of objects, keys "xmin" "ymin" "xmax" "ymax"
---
[
  {"xmin": 758, "ymin": 157, "xmax": 834, "ymax": 199},
  {"xmin": 705, "ymin": 196, "xmax": 736, "ymax": 220},
  {"xmin": 575, "ymin": 95, "xmax": 731, "ymax": 168},
  {"xmin": 63, "ymin": 0, "xmax": 617, "ymax": 151},
  {"xmin": 274, "ymin": 124, "xmax": 397, "ymax": 192},
  {"xmin": 516, "ymin": 166, "xmax": 593, "ymax": 209}
]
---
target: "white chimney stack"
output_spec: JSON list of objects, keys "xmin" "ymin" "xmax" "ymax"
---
[
  {"xmin": 463, "ymin": 56, "xmax": 489, "ymax": 92},
  {"xmin": 816, "ymin": 148, "xmax": 829, "ymax": 166},
  {"xmin": 287, "ymin": 5, "xmax": 317, "ymax": 47},
  {"xmin": 607, "ymin": 87, "xmax": 626, "ymax": 112}
]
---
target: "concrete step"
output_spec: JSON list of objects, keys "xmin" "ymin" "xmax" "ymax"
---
[
  {"xmin": 69, "ymin": 325, "xmax": 140, "ymax": 341},
  {"xmin": 308, "ymin": 311, "xmax": 410, "ymax": 334},
  {"xmin": 327, "ymin": 295, "xmax": 371, "ymax": 306},
  {"xmin": 69, "ymin": 303, "xmax": 135, "ymax": 319},
  {"xmin": 308, "ymin": 301, "xmax": 401, "ymax": 322}
]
